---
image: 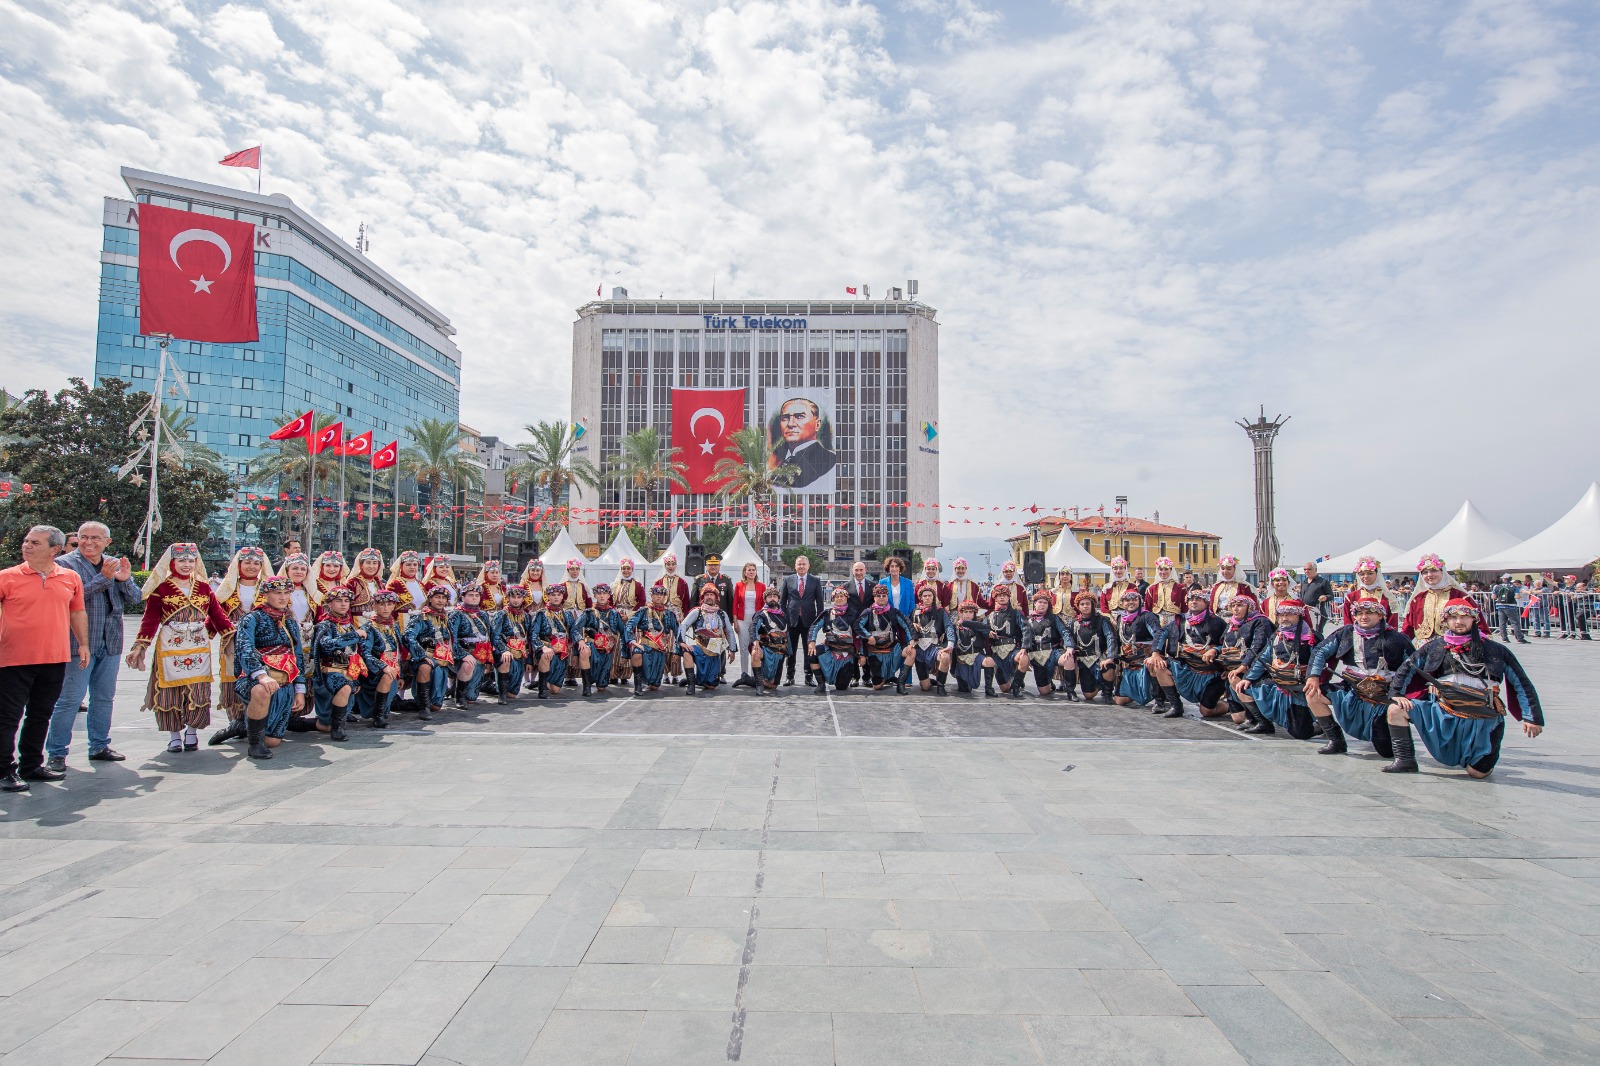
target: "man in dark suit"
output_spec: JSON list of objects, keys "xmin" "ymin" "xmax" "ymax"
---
[
  {"xmin": 843, "ymin": 560, "xmax": 877, "ymax": 621},
  {"xmin": 772, "ymin": 398, "xmax": 839, "ymax": 490},
  {"xmin": 780, "ymin": 554, "xmax": 825, "ymax": 685},
  {"xmin": 691, "ymin": 556, "xmax": 735, "ymax": 615}
]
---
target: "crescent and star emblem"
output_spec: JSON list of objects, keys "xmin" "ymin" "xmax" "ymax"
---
[
  {"xmin": 169, "ymin": 228, "xmax": 234, "ymax": 295},
  {"xmin": 689, "ymin": 407, "xmax": 724, "ymax": 455}
]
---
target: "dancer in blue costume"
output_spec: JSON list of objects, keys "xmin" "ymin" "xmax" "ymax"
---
[
  {"xmin": 447, "ymin": 583, "xmax": 496, "ymax": 709},
  {"xmin": 1161, "ymin": 586, "xmax": 1230, "ymax": 718},
  {"xmin": 749, "ymin": 587, "xmax": 791, "ymax": 694},
  {"xmin": 1304, "ymin": 593, "xmax": 1411, "ymax": 758},
  {"xmin": 403, "ymin": 585, "xmax": 453, "ymax": 719},
  {"xmin": 577, "ymin": 583, "xmax": 626, "ymax": 698},
  {"xmin": 855, "ymin": 582, "xmax": 914, "ymax": 694},
  {"xmin": 232, "ymin": 576, "xmax": 308, "ymax": 759},
  {"xmin": 907, "ymin": 584, "xmax": 953, "ymax": 696},
  {"xmin": 679, "ymin": 585, "xmax": 734, "ymax": 694},
  {"xmin": 308, "ymin": 586, "xmax": 363, "ymax": 741},
  {"xmin": 625, "ymin": 585, "xmax": 680, "ymax": 694},
  {"xmin": 1107, "ymin": 588, "xmax": 1177, "ymax": 715},
  {"xmin": 355, "ymin": 590, "xmax": 403, "ymax": 728},
  {"xmin": 531, "ymin": 584, "xmax": 579, "ymax": 696},
  {"xmin": 1233, "ymin": 598, "xmax": 1319, "ymax": 740},
  {"xmin": 809, "ymin": 587, "xmax": 861, "ymax": 694}
]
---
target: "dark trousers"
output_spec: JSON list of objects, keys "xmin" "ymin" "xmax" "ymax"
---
[
  {"xmin": 0, "ymin": 662, "xmax": 67, "ymax": 776},
  {"xmin": 786, "ymin": 626, "xmax": 814, "ymax": 681}
]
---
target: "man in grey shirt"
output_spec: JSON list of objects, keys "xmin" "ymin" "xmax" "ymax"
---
[{"xmin": 47, "ymin": 521, "xmax": 141, "ymax": 768}]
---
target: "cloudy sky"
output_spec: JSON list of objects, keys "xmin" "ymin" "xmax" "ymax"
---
[{"xmin": 2, "ymin": 0, "xmax": 1597, "ymax": 562}]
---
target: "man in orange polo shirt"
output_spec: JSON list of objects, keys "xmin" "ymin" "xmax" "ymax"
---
[{"xmin": 0, "ymin": 525, "xmax": 89, "ymax": 792}]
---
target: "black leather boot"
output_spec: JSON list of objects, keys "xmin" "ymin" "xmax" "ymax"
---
[
  {"xmin": 1382, "ymin": 724, "xmax": 1418, "ymax": 773},
  {"xmin": 372, "ymin": 693, "xmax": 390, "ymax": 729},
  {"xmin": 1370, "ymin": 716, "xmax": 1393, "ymax": 760},
  {"xmin": 246, "ymin": 717, "xmax": 272, "ymax": 760},
  {"xmin": 685, "ymin": 673, "xmax": 696, "ymax": 695},
  {"xmin": 419, "ymin": 703, "xmax": 435, "ymax": 720},
  {"xmin": 209, "ymin": 719, "xmax": 246, "ymax": 745},
  {"xmin": 582, "ymin": 675, "xmax": 593, "ymax": 697},
  {"xmin": 1316, "ymin": 715, "xmax": 1346, "ymax": 754},
  {"xmin": 634, "ymin": 672, "xmax": 645, "ymax": 695},
  {"xmin": 1241, "ymin": 703, "xmax": 1274, "ymax": 734},
  {"xmin": 983, "ymin": 667, "xmax": 996, "ymax": 697},
  {"xmin": 1162, "ymin": 686, "xmax": 1185, "ymax": 718},
  {"xmin": 814, "ymin": 674, "xmax": 827, "ymax": 696},
  {"xmin": 329, "ymin": 707, "xmax": 349, "ymax": 742},
  {"xmin": 498, "ymin": 672, "xmax": 513, "ymax": 705}
]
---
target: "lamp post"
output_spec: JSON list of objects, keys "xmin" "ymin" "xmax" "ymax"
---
[{"xmin": 1237, "ymin": 407, "xmax": 1289, "ymax": 579}]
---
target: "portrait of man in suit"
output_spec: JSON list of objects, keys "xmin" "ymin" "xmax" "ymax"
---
[{"xmin": 766, "ymin": 393, "xmax": 838, "ymax": 493}]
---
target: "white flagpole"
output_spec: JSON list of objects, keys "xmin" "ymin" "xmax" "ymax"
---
[
  {"xmin": 366, "ymin": 455, "xmax": 374, "ymax": 550},
  {"xmin": 338, "ymin": 447, "xmax": 347, "ymax": 556},
  {"xmin": 392, "ymin": 468, "xmax": 400, "ymax": 559}
]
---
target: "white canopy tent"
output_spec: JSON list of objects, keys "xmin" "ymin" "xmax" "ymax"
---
[
  {"xmin": 1312, "ymin": 539, "xmax": 1407, "ymax": 578},
  {"xmin": 588, "ymin": 526, "xmax": 660, "ymax": 587},
  {"xmin": 717, "ymin": 528, "xmax": 769, "ymax": 583},
  {"xmin": 1384, "ymin": 500, "xmax": 1520, "ymax": 574},
  {"xmin": 1467, "ymin": 482, "xmax": 1600, "ymax": 572},
  {"xmin": 654, "ymin": 526, "xmax": 690, "ymax": 569},
  {"xmin": 1044, "ymin": 531, "xmax": 1114, "ymax": 575},
  {"xmin": 537, "ymin": 528, "xmax": 588, "ymax": 572}
]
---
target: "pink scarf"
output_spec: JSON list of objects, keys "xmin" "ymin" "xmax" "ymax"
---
[
  {"xmin": 1185, "ymin": 611, "xmax": 1209, "ymax": 625},
  {"xmin": 1442, "ymin": 632, "xmax": 1474, "ymax": 649}
]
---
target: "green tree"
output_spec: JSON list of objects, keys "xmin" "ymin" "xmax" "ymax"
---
[
  {"xmin": 249, "ymin": 412, "xmax": 342, "ymax": 548},
  {"xmin": 608, "ymin": 427, "xmax": 688, "ymax": 518},
  {"xmin": 399, "ymin": 418, "xmax": 484, "ymax": 555},
  {"xmin": 510, "ymin": 420, "xmax": 602, "ymax": 518},
  {"xmin": 0, "ymin": 387, "xmax": 24, "ymax": 467},
  {"xmin": 780, "ymin": 545, "xmax": 823, "ymax": 572},
  {"xmin": 0, "ymin": 378, "xmax": 230, "ymax": 566},
  {"xmin": 709, "ymin": 426, "xmax": 797, "ymax": 543},
  {"xmin": 159, "ymin": 406, "xmax": 224, "ymax": 472},
  {"xmin": 874, "ymin": 540, "xmax": 923, "ymax": 571}
]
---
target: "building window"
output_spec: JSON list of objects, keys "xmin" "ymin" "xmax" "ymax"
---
[
  {"xmin": 1103, "ymin": 539, "xmax": 1111, "ymax": 560},
  {"xmin": 185, "ymin": 401, "xmax": 199, "ymax": 413},
  {"xmin": 1159, "ymin": 541, "xmax": 1166, "ymax": 559},
  {"xmin": 242, "ymin": 378, "xmax": 255, "ymax": 390},
  {"xmin": 187, "ymin": 371, "xmax": 201, "ymax": 384},
  {"xmin": 186, "ymin": 430, "xmax": 198, "ymax": 442},
  {"xmin": 236, "ymin": 434, "xmax": 252, "ymax": 447},
  {"xmin": 243, "ymin": 349, "xmax": 257, "ymax": 361}
]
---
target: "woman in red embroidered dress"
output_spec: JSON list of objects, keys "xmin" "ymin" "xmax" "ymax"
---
[{"xmin": 125, "ymin": 543, "xmax": 234, "ymax": 752}]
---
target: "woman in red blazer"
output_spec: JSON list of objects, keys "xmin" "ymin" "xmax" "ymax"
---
[{"xmin": 732, "ymin": 561, "xmax": 766, "ymax": 686}]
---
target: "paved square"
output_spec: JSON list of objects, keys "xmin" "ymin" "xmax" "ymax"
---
[{"xmin": 3, "ymin": 639, "xmax": 1598, "ymax": 1064}]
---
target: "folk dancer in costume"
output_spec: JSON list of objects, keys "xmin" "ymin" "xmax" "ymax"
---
[
  {"xmin": 947, "ymin": 558, "xmax": 986, "ymax": 614},
  {"xmin": 530, "ymin": 584, "xmax": 578, "ymax": 696},
  {"xmin": 1219, "ymin": 590, "xmax": 1275, "ymax": 731},
  {"xmin": 1144, "ymin": 557, "xmax": 1185, "ymax": 627},
  {"xmin": 403, "ymin": 586, "xmax": 454, "ymax": 719},
  {"xmin": 625, "ymin": 585, "xmax": 680, "ymax": 695},
  {"xmin": 1305, "ymin": 594, "xmax": 1410, "ymax": 758},
  {"xmin": 991, "ymin": 561, "xmax": 1027, "ymax": 615},
  {"xmin": 915, "ymin": 558, "xmax": 951, "ymax": 610},
  {"xmin": 346, "ymin": 547, "xmax": 385, "ymax": 618},
  {"xmin": 679, "ymin": 586, "xmax": 733, "ymax": 694},
  {"xmin": 280, "ymin": 553, "xmax": 317, "ymax": 631},
  {"xmin": 517, "ymin": 558, "xmax": 547, "ymax": 606},
  {"xmin": 1209, "ymin": 555, "xmax": 1252, "ymax": 614},
  {"xmin": 476, "ymin": 559, "xmax": 509, "ymax": 610},
  {"xmin": 749, "ymin": 587, "xmax": 791, "ymax": 695},
  {"xmin": 211, "ymin": 546, "xmax": 272, "ymax": 745},
  {"xmin": 1233, "ymin": 599, "xmax": 1319, "ymax": 740},
  {"xmin": 610, "ymin": 558, "xmax": 646, "ymax": 688},
  {"xmin": 230, "ymin": 575, "xmax": 307, "ymax": 759},
  {"xmin": 1261, "ymin": 568, "xmax": 1296, "ymax": 619},
  {"xmin": 576, "ymin": 583, "xmax": 625, "ymax": 698},
  {"xmin": 908, "ymin": 584, "xmax": 954, "ymax": 696},
  {"xmin": 448, "ymin": 583, "xmax": 496, "ymax": 708},
  {"xmin": 1051, "ymin": 568, "xmax": 1076, "ymax": 617},
  {"xmin": 1098, "ymin": 556, "xmax": 1135, "ymax": 613},
  {"xmin": 855, "ymin": 582, "xmax": 914, "ymax": 695},
  {"xmin": 653, "ymin": 554, "xmax": 692, "ymax": 680},
  {"xmin": 125, "ymin": 544, "xmax": 233, "ymax": 753},
  {"xmin": 1340, "ymin": 556, "xmax": 1396, "ymax": 626},
  {"xmin": 1384, "ymin": 596, "xmax": 1544, "ymax": 777},
  {"xmin": 388, "ymin": 550, "xmax": 427, "ymax": 618},
  {"xmin": 947, "ymin": 598, "xmax": 997, "ymax": 696},
  {"xmin": 357, "ymin": 590, "xmax": 404, "ymax": 726},
  {"xmin": 308, "ymin": 586, "xmax": 364, "ymax": 741},
  {"xmin": 1065, "ymin": 589, "xmax": 1119, "ymax": 702},
  {"xmin": 1402, "ymin": 554, "xmax": 1489, "ymax": 648},
  {"xmin": 1020, "ymin": 588, "xmax": 1072, "ymax": 698},
  {"xmin": 421, "ymin": 556, "xmax": 458, "ymax": 608},
  {"xmin": 313, "ymin": 551, "xmax": 349, "ymax": 606},
  {"xmin": 983, "ymin": 585, "xmax": 1029, "ymax": 698},
  {"xmin": 809, "ymin": 587, "xmax": 861, "ymax": 694},
  {"xmin": 560, "ymin": 558, "xmax": 592, "ymax": 610},
  {"xmin": 492, "ymin": 584, "xmax": 547, "ymax": 703},
  {"xmin": 1106, "ymin": 588, "xmax": 1182, "ymax": 716},
  {"xmin": 1161, "ymin": 586, "xmax": 1232, "ymax": 718}
]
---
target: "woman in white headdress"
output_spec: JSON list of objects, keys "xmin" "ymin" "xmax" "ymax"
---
[
  {"xmin": 125, "ymin": 543, "xmax": 234, "ymax": 752},
  {"xmin": 210, "ymin": 546, "xmax": 274, "ymax": 744},
  {"xmin": 279, "ymin": 553, "xmax": 317, "ymax": 630}
]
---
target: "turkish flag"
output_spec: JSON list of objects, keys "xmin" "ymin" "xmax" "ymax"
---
[
  {"xmin": 310, "ymin": 421, "xmax": 343, "ymax": 455},
  {"xmin": 671, "ymin": 388, "xmax": 744, "ymax": 495},
  {"xmin": 371, "ymin": 440, "xmax": 399, "ymax": 470},
  {"xmin": 269, "ymin": 410, "xmax": 315, "ymax": 441},
  {"xmin": 219, "ymin": 146, "xmax": 261, "ymax": 169},
  {"xmin": 340, "ymin": 431, "xmax": 373, "ymax": 458},
  {"xmin": 137, "ymin": 203, "xmax": 258, "ymax": 342}
]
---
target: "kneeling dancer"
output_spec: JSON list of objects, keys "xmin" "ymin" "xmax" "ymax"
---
[
  {"xmin": 625, "ymin": 585, "xmax": 680, "ymax": 694},
  {"xmin": 491, "ymin": 584, "xmax": 541, "ymax": 704},
  {"xmin": 1163, "ymin": 586, "xmax": 1231, "ymax": 718},
  {"xmin": 1020, "ymin": 589, "xmax": 1071, "ymax": 698},
  {"xmin": 1304, "ymin": 594, "xmax": 1410, "ymax": 757},
  {"xmin": 1108, "ymin": 589, "xmax": 1181, "ymax": 716},
  {"xmin": 679, "ymin": 586, "xmax": 733, "ymax": 694},
  {"xmin": 577, "ymin": 584, "xmax": 625, "ymax": 698},
  {"xmin": 1066, "ymin": 590, "xmax": 1119, "ymax": 702},
  {"xmin": 231, "ymin": 576, "xmax": 308, "ymax": 759},
  {"xmin": 404, "ymin": 586, "xmax": 454, "ymax": 719},
  {"xmin": 856, "ymin": 583, "xmax": 914, "ymax": 694},
  {"xmin": 1234, "ymin": 598, "xmax": 1319, "ymax": 739},
  {"xmin": 1384, "ymin": 596, "xmax": 1544, "ymax": 777},
  {"xmin": 749, "ymin": 587, "xmax": 791, "ymax": 694},
  {"xmin": 809, "ymin": 587, "xmax": 861, "ymax": 694},
  {"xmin": 984, "ymin": 585, "xmax": 1030, "ymax": 698},
  {"xmin": 358, "ymin": 590, "xmax": 404, "ymax": 727},
  {"xmin": 448, "ymin": 583, "xmax": 496, "ymax": 708},
  {"xmin": 531, "ymin": 585, "xmax": 578, "ymax": 697},
  {"xmin": 947, "ymin": 599, "xmax": 996, "ymax": 695},
  {"xmin": 908, "ymin": 585, "xmax": 953, "ymax": 695},
  {"xmin": 309, "ymin": 586, "xmax": 365, "ymax": 741}
]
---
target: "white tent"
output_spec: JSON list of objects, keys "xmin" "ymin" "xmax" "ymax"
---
[
  {"xmin": 717, "ymin": 528, "xmax": 768, "ymax": 582},
  {"xmin": 537, "ymin": 527, "xmax": 588, "ymax": 572},
  {"xmin": 1467, "ymin": 482, "xmax": 1600, "ymax": 572},
  {"xmin": 1044, "ymin": 531, "xmax": 1113, "ymax": 575},
  {"xmin": 589, "ymin": 526, "xmax": 660, "ymax": 587},
  {"xmin": 1312, "ymin": 539, "xmax": 1407, "ymax": 577},
  {"xmin": 654, "ymin": 526, "xmax": 689, "ymax": 568},
  {"xmin": 1384, "ymin": 500, "xmax": 1520, "ymax": 574}
]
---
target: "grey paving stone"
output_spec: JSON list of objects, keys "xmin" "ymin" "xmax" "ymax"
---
[
  {"xmin": 107, "ymin": 919, "xmax": 300, "ymax": 1001},
  {"xmin": 556, "ymin": 962, "xmax": 739, "ymax": 1011},
  {"xmin": 980, "ymin": 929, "xmax": 1159, "ymax": 969},
  {"xmin": 4, "ymin": 996, "xmax": 181, "ymax": 1066},
  {"xmin": 1182, "ymin": 984, "xmax": 1350, "ymax": 1066},
  {"xmin": 501, "ymin": 847, "xmax": 641, "ymax": 965},
  {"xmin": 583, "ymin": 925, "xmax": 675, "ymax": 963},
  {"xmin": 1083, "ymin": 968, "xmax": 1203, "ymax": 1016},
  {"xmin": 1423, "ymin": 969, "xmax": 1600, "ymax": 1062},
  {"xmin": 284, "ymin": 921, "xmax": 448, "ymax": 1006},
  {"xmin": 521, "ymin": 1008, "xmax": 642, "ymax": 1065},
  {"xmin": 1253, "ymin": 968, "xmax": 1441, "ymax": 1065},
  {"xmin": 1398, "ymin": 1017, "xmax": 1550, "ymax": 1066},
  {"xmin": 210, "ymin": 1003, "xmax": 361, "ymax": 1066},
  {"xmin": 1025, "ymin": 1014, "xmax": 1251, "ymax": 1065},
  {"xmin": 0, "ymin": 950, "xmax": 162, "ymax": 1053},
  {"xmin": 419, "ymin": 892, "xmax": 546, "ymax": 961},
  {"xmin": 916, "ymin": 966, "xmax": 1108, "ymax": 1015},
  {"xmin": 825, "ymin": 928, "xmax": 989, "ymax": 967},
  {"xmin": 423, "ymin": 965, "xmax": 571, "ymax": 1066},
  {"xmin": 114, "ymin": 955, "xmax": 327, "ymax": 1060},
  {"xmin": 831, "ymin": 1013, "xmax": 1042, "ymax": 1066},
  {"xmin": 317, "ymin": 959, "xmax": 493, "ymax": 1064},
  {"xmin": 741, "ymin": 965, "xmax": 922, "ymax": 1013}
]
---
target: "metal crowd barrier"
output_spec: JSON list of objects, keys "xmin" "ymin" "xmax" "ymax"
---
[{"xmin": 1466, "ymin": 590, "xmax": 1598, "ymax": 636}]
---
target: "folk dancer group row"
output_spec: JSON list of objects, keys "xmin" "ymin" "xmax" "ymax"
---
[{"xmin": 125, "ymin": 544, "xmax": 1542, "ymax": 776}]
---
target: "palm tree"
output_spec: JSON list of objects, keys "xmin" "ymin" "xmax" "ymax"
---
[
  {"xmin": 710, "ymin": 426, "xmax": 798, "ymax": 544},
  {"xmin": 509, "ymin": 420, "xmax": 602, "ymax": 523},
  {"xmin": 159, "ymin": 406, "xmax": 224, "ymax": 471},
  {"xmin": 608, "ymin": 427, "xmax": 688, "ymax": 522},
  {"xmin": 249, "ymin": 412, "xmax": 343, "ymax": 546},
  {"xmin": 400, "ymin": 418, "xmax": 483, "ymax": 554}
]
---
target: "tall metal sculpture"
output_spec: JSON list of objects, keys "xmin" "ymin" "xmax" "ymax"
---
[{"xmin": 1237, "ymin": 407, "xmax": 1288, "ymax": 578}]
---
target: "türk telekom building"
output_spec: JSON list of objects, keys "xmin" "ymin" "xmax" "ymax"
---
[{"xmin": 570, "ymin": 295, "xmax": 940, "ymax": 567}]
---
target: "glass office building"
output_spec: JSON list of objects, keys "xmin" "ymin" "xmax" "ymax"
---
[
  {"xmin": 570, "ymin": 297, "xmax": 940, "ymax": 566},
  {"xmin": 95, "ymin": 168, "xmax": 461, "ymax": 553}
]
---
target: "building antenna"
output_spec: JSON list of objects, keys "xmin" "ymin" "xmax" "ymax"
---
[{"xmin": 711, "ymin": 274, "xmax": 716, "ymax": 300}]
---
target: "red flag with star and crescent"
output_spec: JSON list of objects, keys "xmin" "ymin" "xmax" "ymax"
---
[
  {"xmin": 310, "ymin": 422, "xmax": 343, "ymax": 455},
  {"xmin": 339, "ymin": 431, "xmax": 373, "ymax": 459},
  {"xmin": 671, "ymin": 388, "xmax": 744, "ymax": 495},
  {"xmin": 136, "ymin": 202, "xmax": 258, "ymax": 342},
  {"xmin": 269, "ymin": 410, "xmax": 315, "ymax": 442},
  {"xmin": 371, "ymin": 440, "xmax": 399, "ymax": 470}
]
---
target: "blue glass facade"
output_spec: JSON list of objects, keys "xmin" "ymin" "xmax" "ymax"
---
[{"xmin": 95, "ymin": 188, "xmax": 460, "ymax": 488}]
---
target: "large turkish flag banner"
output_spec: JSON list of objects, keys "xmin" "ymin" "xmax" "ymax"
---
[
  {"xmin": 137, "ymin": 202, "xmax": 259, "ymax": 342},
  {"xmin": 671, "ymin": 388, "xmax": 744, "ymax": 495}
]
